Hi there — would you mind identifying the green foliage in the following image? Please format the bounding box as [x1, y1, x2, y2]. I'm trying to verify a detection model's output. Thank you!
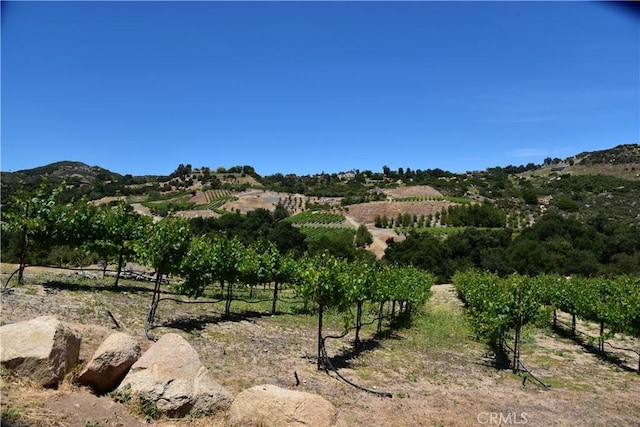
[108, 383, 132, 403]
[354, 224, 373, 248]
[4, 147, 640, 289]
[389, 265, 434, 309]
[135, 216, 192, 276]
[82, 203, 149, 271]
[188, 210, 308, 256]
[296, 254, 347, 310]
[304, 227, 357, 260]
[388, 212, 639, 280]
[138, 396, 162, 422]
[440, 201, 506, 228]
[555, 196, 580, 212]
[294, 254, 433, 323]
[178, 236, 218, 297]
[393, 195, 472, 204]
[203, 191, 237, 211]
[273, 203, 290, 221]
[1, 180, 69, 278]
[144, 201, 197, 217]
[456, 271, 640, 354]
[453, 271, 546, 348]
[285, 211, 345, 225]
[385, 232, 448, 282]
[1, 180, 65, 245]
[522, 188, 538, 205]
[537, 275, 640, 337]
[1, 406, 27, 427]
[445, 227, 513, 276]
[577, 143, 640, 165]
[508, 213, 604, 276]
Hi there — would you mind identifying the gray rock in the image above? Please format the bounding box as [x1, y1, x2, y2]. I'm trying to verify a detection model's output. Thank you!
[116, 333, 232, 417]
[78, 331, 141, 394]
[0, 316, 81, 387]
[227, 384, 338, 427]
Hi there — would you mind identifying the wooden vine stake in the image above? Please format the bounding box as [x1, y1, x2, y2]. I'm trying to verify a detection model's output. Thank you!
[317, 295, 324, 370]
[18, 203, 29, 285]
[512, 287, 522, 375]
[599, 321, 605, 354]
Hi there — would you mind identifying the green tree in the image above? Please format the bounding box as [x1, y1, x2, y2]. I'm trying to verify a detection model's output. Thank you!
[384, 233, 447, 282]
[307, 230, 357, 260]
[555, 196, 579, 212]
[354, 224, 373, 248]
[266, 221, 308, 256]
[522, 188, 538, 205]
[273, 203, 289, 222]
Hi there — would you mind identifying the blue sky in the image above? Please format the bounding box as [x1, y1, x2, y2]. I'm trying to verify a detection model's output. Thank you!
[2, 1, 638, 177]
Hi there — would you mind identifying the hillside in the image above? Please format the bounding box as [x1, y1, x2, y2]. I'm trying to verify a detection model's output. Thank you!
[0, 161, 122, 189]
[2, 144, 639, 257]
[523, 144, 640, 181]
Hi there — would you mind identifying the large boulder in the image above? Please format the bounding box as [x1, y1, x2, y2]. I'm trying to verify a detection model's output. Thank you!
[116, 333, 232, 417]
[78, 331, 141, 394]
[0, 316, 81, 387]
[227, 384, 339, 427]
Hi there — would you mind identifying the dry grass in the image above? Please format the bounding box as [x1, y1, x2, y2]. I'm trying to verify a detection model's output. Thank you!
[1, 267, 639, 426]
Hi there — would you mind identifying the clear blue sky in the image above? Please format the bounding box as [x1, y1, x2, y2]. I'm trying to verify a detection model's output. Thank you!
[2, 1, 638, 177]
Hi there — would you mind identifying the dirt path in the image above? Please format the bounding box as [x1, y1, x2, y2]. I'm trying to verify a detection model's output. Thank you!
[1, 268, 639, 427]
[343, 213, 401, 259]
[429, 283, 463, 307]
[131, 203, 162, 223]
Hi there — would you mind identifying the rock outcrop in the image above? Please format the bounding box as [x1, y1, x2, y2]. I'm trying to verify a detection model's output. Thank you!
[78, 331, 141, 394]
[0, 316, 81, 387]
[227, 384, 339, 427]
[116, 333, 232, 417]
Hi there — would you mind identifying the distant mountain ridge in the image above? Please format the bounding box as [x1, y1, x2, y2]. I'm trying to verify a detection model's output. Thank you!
[574, 144, 640, 165]
[2, 143, 639, 242]
[2, 143, 639, 180]
[2, 161, 123, 184]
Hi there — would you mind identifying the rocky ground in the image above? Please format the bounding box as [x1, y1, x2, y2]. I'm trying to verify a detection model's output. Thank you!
[1, 265, 639, 427]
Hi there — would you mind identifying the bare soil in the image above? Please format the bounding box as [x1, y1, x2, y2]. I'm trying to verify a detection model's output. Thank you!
[222, 190, 293, 214]
[347, 201, 455, 224]
[104, 184, 451, 261]
[381, 185, 443, 199]
[1, 266, 638, 427]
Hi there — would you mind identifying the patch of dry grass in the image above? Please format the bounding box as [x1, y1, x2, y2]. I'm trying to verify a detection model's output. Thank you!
[2, 268, 639, 426]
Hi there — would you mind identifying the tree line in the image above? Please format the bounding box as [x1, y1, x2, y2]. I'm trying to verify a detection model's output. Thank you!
[4, 181, 639, 288]
[385, 213, 640, 282]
